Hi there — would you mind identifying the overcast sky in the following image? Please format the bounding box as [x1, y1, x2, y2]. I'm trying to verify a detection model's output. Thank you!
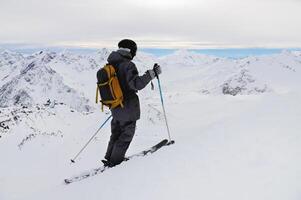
[1, 0, 301, 48]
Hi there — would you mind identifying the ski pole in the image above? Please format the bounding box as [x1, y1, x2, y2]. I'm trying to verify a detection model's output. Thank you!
[155, 64, 173, 143]
[70, 115, 112, 163]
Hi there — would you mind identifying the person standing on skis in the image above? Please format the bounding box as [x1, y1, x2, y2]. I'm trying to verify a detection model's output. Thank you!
[102, 39, 162, 167]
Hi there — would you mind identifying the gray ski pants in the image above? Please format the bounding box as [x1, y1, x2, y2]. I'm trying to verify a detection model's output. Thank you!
[105, 119, 136, 166]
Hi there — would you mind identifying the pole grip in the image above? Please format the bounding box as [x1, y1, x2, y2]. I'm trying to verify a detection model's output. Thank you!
[154, 63, 159, 78]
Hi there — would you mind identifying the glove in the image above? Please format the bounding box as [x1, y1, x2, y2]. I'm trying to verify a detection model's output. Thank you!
[147, 64, 162, 80]
[153, 63, 162, 76]
[147, 69, 156, 80]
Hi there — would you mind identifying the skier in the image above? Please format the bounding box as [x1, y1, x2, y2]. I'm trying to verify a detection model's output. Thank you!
[102, 39, 162, 167]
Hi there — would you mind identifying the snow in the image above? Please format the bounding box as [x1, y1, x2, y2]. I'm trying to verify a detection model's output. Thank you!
[0, 49, 301, 200]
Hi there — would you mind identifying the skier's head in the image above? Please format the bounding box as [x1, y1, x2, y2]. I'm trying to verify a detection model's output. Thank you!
[118, 39, 137, 59]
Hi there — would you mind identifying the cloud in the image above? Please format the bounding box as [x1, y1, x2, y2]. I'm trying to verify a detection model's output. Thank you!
[0, 0, 300, 48]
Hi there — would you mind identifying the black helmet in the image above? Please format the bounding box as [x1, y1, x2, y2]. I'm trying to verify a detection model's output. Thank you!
[118, 39, 137, 58]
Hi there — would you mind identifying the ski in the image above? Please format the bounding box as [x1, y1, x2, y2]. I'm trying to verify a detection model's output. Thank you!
[64, 139, 173, 185]
[125, 139, 169, 160]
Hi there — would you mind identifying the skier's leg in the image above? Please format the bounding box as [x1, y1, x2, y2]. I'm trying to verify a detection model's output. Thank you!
[109, 120, 136, 166]
[104, 119, 121, 161]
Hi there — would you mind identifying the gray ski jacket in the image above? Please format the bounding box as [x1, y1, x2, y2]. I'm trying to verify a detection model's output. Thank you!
[107, 49, 152, 121]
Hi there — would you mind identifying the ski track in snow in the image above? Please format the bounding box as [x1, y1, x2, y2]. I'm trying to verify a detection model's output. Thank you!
[0, 49, 301, 200]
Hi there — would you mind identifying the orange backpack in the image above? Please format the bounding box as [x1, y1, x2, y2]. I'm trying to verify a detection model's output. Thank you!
[95, 64, 124, 111]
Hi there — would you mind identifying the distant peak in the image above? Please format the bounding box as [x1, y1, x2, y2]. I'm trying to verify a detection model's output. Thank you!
[96, 48, 111, 54]
[281, 49, 292, 55]
[174, 49, 191, 55]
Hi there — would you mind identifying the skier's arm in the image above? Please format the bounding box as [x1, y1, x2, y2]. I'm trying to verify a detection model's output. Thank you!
[126, 63, 152, 91]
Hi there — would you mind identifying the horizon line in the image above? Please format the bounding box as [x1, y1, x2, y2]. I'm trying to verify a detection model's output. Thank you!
[1, 41, 301, 50]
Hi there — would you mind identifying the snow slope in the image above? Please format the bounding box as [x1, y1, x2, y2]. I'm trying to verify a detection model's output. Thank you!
[0, 49, 301, 200]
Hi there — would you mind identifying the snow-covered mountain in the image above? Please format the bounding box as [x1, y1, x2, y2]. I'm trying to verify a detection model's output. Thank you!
[2, 49, 300, 110]
[159, 49, 301, 96]
[0, 50, 26, 86]
[0, 51, 94, 112]
[0, 61, 92, 111]
[0, 50, 24, 67]
[1, 48, 300, 134]
[1, 49, 301, 200]
[159, 49, 219, 67]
